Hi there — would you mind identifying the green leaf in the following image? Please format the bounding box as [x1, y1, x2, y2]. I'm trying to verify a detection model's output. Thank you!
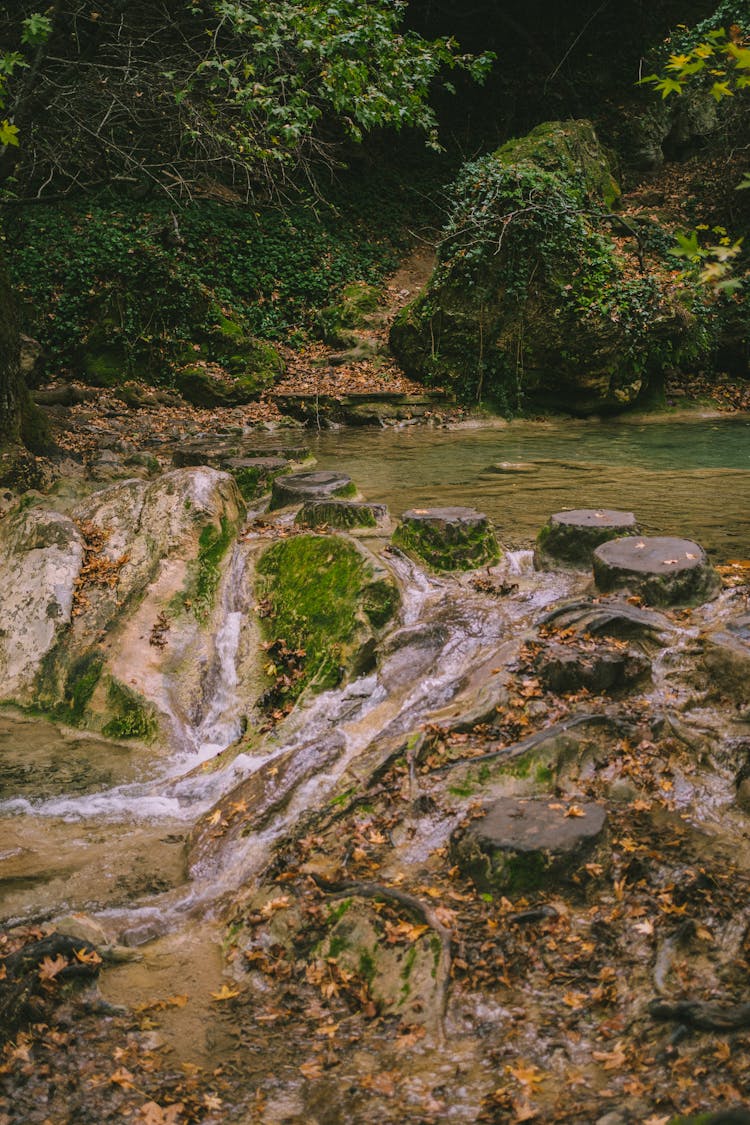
[0, 119, 19, 147]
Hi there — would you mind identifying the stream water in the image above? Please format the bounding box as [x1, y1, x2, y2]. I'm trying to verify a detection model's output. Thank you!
[312, 414, 750, 559]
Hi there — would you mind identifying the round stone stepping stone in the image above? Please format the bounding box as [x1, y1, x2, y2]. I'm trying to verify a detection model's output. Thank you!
[295, 499, 388, 530]
[451, 797, 607, 894]
[593, 536, 722, 606]
[535, 508, 638, 570]
[269, 470, 355, 510]
[392, 506, 500, 571]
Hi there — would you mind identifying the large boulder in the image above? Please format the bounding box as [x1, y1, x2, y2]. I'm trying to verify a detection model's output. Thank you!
[390, 120, 706, 415]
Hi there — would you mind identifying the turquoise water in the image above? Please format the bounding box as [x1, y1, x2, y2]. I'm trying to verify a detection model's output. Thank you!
[312, 415, 750, 560]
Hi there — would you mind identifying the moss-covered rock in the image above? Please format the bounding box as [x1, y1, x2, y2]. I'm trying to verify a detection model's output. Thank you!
[392, 507, 500, 571]
[451, 797, 608, 895]
[534, 509, 639, 570]
[390, 119, 711, 415]
[295, 499, 387, 530]
[175, 337, 283, 406]
[255, 534, 399, 704]
[315, 281, 381, 346]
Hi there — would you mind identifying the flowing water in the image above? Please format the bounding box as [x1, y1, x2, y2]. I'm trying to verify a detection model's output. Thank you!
[311, 414, 750, 559]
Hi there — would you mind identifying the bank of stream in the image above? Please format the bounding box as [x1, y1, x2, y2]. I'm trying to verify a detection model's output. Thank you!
[1, 415, 750, 1124]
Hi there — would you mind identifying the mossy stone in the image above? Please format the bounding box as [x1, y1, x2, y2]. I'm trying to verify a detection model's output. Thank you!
[392, 507, 500, 571]
[269, 471, 356, 510]
[295, 499, 387, 530]
[255, 534, 398, 703]
[451, 797, 607, 894]
[534, 509, 639, 570]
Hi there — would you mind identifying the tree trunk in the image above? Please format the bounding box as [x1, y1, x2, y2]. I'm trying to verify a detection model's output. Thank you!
[0, 254, 22, 448]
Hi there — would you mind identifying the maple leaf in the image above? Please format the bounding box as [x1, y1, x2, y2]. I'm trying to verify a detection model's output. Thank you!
[110, 1066, 136, 1088]
[633, 919, 654, 936]
[564, 805, 585, 818]
[74, 946, 102, 966]
[38, 954, 69, 982]
[299, 1059, 324, 1080]
[139, 1102, 185, 1124]
[593, 1042, 627, 1070]
[508, 1062, 543, 1087]
[210, 983, 240, 1002]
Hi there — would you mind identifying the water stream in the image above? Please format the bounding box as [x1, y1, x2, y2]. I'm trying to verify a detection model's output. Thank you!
[311, 414, 750, 559]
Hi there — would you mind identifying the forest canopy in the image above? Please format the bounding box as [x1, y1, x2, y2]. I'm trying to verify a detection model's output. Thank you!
[0, 1, 492, 200]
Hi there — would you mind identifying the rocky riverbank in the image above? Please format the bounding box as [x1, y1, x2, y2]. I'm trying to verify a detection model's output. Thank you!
[1, 450, 750, 1123]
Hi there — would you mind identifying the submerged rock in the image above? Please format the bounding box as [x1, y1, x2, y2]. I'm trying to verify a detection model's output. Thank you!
[535, 509, 639, 570]
[269, 470, 355, 510]
[392, 506, 500, 571]
[593, 536, 722, 606]
[451, 797, 607, 894]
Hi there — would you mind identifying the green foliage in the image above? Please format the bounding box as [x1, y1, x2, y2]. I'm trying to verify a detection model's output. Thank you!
[6, 168, 424, 379]
[640, 25, 750, 101]
[0, 1, 492, 197]
[173, 0, 492, 162]
[392, 122, 718, 410]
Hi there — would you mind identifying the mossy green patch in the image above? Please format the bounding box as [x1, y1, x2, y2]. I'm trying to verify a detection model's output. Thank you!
[256, 534, 397, 704]
[175, 517, 235, 622]
[102, 678, 157, 741]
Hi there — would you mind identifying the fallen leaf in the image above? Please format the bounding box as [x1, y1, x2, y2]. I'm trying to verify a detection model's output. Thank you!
[210, 983, 240, 1002]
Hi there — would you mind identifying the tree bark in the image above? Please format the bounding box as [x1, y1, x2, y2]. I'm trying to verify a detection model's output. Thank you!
[0, 253, 22, 448]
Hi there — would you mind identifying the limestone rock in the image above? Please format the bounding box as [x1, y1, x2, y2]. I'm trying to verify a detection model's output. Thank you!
[0, 509, 84, 700]
[535, 509, 638, 570]
[392, 506, 500, 571]
[269, 470, 355, 510]
[452, 797, 607, 894]
[534, 640, 649, 695]
[592, 536, 721, 606]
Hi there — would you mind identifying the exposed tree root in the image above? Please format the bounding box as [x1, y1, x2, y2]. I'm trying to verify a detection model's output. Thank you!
[309, 874, 452, 1045]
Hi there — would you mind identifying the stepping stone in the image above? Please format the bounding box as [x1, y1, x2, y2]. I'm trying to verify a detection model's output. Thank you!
[172, 439, 240, 467]
[592, 536, 722, 606]
[535, 508, 638, 570]
[484, 461, 539, 474]
[451, 797, 607, 894]
[223, 456, 290, 501]
[295, 499, 388, 530]
[269, 470, 355, 510]
[392, 506, 500, 571]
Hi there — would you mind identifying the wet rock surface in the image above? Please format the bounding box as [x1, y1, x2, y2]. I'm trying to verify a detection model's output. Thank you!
[3, 445, 750, 1123]
[535, 508, 638, 569]
[392, 505, 500, 570]
[593, 535, 722, 605]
